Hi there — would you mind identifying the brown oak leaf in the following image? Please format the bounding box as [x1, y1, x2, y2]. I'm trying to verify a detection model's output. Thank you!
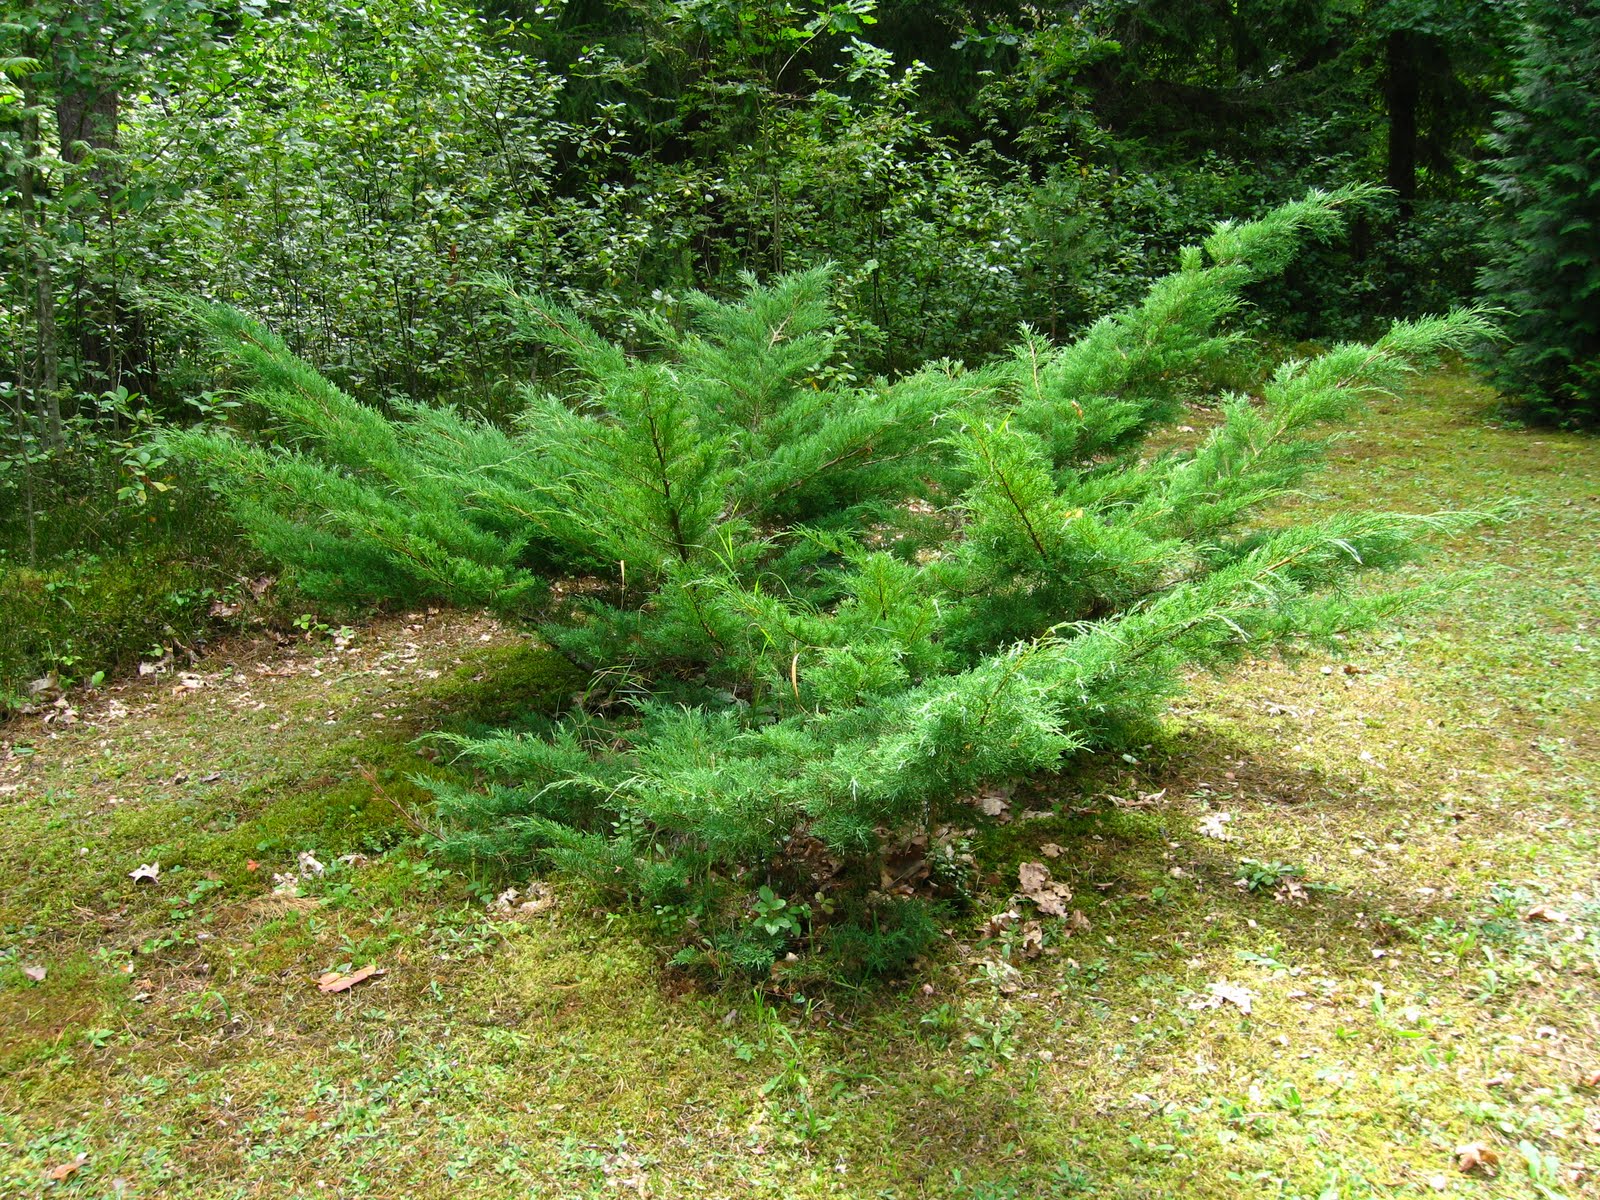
[316, 965, 384, 994]
[1018, 861, 1073, 917]
[1523, 904, 1568, 923]
[1455, 1142, 1499, 1175]
[46, 1154, 88, 1182]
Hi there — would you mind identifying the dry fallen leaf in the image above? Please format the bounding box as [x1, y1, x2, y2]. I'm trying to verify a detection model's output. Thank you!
[44, 699, 79, 725]
[1190, 980, 1254, 1014]
[1017, 920, 1044, 960]
[517, 882, 556, 916]
[1582, 1068, 1600, 1088]
[1040, 842, 1064, 859]
[22, 965, 46, 982]
[879, 833, 930, 893]
[1198, 812, 1233, 840]
[489, 881, 556, 919]
[1274, 879, 1309, 905]
[317, 964, 384, 994]
[128, 862, 160, 883]
[984, 957, 1022, 995]
[46, 1154, 88, 1181]
[973, 787, 1011, 821]
[1523, 904, 1568, 923]
[1456, 1141, 1499, 1175]
[982, 907, 1022, 938]
[1018, 861, 1073, 917]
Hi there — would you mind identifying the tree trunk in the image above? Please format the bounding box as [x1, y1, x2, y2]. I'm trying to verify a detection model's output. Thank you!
[1384, 27, 1418, 221]
[1228, 1, 1264, 78]
[55, 81, 119, 172]
[54, 0, 127, 391]
[8, 398, 41, 567]
[18, 79, 64, 450]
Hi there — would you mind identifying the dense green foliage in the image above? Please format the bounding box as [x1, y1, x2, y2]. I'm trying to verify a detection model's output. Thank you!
[171, 189, 1493, 975]
[0, 536, 244, 707]
[3, 0, 1542, 700]
[5, 0, 1520, 409]
[1477, 0, 1600, 426]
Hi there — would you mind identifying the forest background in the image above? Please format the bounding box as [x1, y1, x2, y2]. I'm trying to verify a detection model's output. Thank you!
[0, 0, 1582, 701]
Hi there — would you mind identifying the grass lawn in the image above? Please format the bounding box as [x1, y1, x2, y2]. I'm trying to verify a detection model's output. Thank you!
[2, 367, 1597, 1199]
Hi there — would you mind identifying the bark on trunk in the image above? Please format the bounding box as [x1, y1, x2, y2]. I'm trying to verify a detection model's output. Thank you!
[55, 82, 119, 171]
[18, 80, 63, 450]
[56, 0, 130, 389]
[1385, 28, 1419, 222]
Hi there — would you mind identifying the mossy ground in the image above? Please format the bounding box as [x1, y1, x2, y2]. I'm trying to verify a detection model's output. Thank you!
[2, 369, 1597, 1199]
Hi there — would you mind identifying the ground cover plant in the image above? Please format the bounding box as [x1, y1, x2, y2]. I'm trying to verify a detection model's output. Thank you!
[2, 367, 1596, 1198]
[166, 187, 1498, 978]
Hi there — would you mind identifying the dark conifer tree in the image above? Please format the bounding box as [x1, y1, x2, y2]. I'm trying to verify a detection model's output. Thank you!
[1478, 0, 1600, 425]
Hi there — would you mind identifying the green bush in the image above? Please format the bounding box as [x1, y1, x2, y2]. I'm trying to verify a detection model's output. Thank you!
[0, 452, 264, 709]
[170, 188, 1495, 977]
[816, 895, 947, 982]
[1, 549, 224, 706]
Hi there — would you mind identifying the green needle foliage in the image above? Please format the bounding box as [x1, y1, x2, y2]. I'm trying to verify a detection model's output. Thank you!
[170, 187, 1495, 979]
[1477, 0, 1600, 426]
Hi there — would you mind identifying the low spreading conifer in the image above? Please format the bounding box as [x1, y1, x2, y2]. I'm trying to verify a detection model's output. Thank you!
[169, 187, 1494, 977]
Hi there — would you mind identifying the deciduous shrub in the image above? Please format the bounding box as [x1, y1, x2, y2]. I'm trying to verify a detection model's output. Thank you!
[0, 453, 261, 710]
